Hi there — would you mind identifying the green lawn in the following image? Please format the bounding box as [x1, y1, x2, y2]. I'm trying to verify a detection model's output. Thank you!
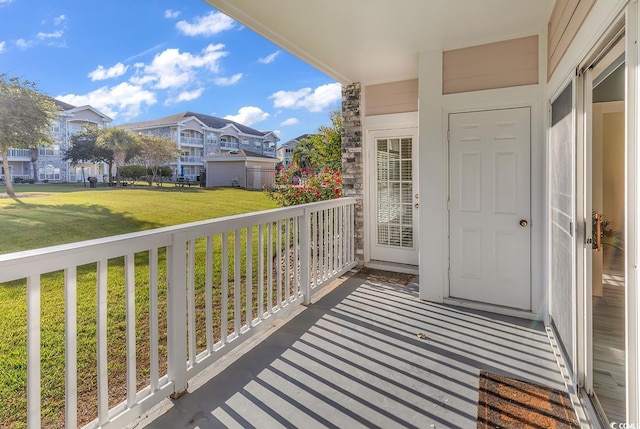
[0, 183, 278, 255]
[0, 183, 280, 428]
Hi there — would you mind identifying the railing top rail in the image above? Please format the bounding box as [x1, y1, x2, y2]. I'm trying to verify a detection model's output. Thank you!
[0, 197, 356, 283]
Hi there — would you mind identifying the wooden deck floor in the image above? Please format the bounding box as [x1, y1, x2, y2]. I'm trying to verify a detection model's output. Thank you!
[137, 274, 571, 429]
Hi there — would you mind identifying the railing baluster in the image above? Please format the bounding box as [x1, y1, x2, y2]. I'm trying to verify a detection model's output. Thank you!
[234, 229, 241, 335]
[258, 224, 264, 320]
[313, 211, 318, 288]
[285, 218, 290, 302]
[300, 210, 311, 305]
[27, 275, 40, 429]
[125, 254, 136, 408]
[293, 216, 299, 297]
[337, 206, 343, 270]
[65, 266, 77, 429]
[267, 223, 273, 315]
[149, 249, 159, 393]
[205, 237, 213, 353]
[246, 226, 253, 328]
[221, 233, 229, 344]
[96, 261, 109, 424]
[277, 220, 282, 308]
[187, 240, 196, 366]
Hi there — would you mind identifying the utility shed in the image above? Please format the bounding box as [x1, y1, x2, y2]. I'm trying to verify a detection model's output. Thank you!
[204, 149, 278, 190]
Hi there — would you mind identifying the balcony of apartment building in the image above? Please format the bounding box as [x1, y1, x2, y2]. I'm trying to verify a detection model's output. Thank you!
[179, 155, 203, 165]
[0, 197, 574, 429]
[1, 149, 33, 161]
[177, 131, 205, 148]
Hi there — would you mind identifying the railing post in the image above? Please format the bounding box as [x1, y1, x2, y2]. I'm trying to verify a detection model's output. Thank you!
[300, 208, 312, 305]
[167, 232, 188, 398]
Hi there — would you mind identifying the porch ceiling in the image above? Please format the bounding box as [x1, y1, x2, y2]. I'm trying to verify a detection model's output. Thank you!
[205, 0, 555, 85]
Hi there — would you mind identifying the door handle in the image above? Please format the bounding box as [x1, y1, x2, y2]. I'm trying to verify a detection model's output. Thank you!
[519, 219, 528, 227]
[414, 203, 419, 208]
[595, 213, 602, 252]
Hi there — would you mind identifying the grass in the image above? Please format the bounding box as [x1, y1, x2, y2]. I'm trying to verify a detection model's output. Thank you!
[0, 183, 281, 428]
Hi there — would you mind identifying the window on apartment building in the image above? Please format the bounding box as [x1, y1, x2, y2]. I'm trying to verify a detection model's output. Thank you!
[49, 122, 61, 134]
[38, 166, 60, 181]
[39, 145, 60, 156]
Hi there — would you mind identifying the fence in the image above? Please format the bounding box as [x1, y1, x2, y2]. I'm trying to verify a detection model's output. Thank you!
[0, 198, 356, 429]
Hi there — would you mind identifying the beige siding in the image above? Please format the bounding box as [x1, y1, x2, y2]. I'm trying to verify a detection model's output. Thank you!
[70, 109, 105, 124]
[364, 79, 418, 116]
[442, 35, 539, 94]
[206, 161, 245, 188]
[547, 0, 596, 80]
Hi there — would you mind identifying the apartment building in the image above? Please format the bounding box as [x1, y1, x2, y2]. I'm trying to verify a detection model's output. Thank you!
[119, 111, 279, 181]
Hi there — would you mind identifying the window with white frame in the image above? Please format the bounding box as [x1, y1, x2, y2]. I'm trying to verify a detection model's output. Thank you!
[38, 165, 61, 181]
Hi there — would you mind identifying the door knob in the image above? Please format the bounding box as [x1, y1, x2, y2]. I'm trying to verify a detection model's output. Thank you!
[519, 219, 528, 227]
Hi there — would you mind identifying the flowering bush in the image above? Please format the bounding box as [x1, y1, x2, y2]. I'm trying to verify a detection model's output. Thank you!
[266, 163, 342, 206]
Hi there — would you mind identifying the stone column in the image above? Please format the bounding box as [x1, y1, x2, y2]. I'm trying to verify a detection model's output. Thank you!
[341, 83, 364, 264]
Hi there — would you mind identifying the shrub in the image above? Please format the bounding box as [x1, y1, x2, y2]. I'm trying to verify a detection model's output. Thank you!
[265, 163, 342, 207]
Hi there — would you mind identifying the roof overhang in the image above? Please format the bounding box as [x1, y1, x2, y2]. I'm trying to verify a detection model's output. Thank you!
[206, 0, 554, 85]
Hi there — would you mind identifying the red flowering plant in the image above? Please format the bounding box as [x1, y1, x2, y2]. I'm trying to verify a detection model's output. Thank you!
[266, 164, 342, 207]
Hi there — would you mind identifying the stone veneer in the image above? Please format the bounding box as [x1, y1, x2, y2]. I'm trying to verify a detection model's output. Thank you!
[341, 83, 364, 263]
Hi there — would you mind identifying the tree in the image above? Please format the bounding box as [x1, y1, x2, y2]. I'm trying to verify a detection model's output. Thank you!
[63, 128, 116, 181]
[293, 110, 342, 172]
[0, 74, 59, 197]
[119, 165, 147, 184]
[96, 127, 140, 185]
[135, 134, 181, 186]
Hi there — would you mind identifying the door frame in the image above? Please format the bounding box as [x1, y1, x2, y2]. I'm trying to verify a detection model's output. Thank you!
[572, 9, 639, 423]
[363, 111, 419, 266]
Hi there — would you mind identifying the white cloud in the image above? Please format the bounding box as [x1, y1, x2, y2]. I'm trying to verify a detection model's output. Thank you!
[258, 51, 280, 64]
[133, 44, 227, 89]
[269, 82, 341, 112]
[37, 30, 63, 39]
[176, 11, 234, 36]
[214, 73, 243, 86]
[224, 106, 269, 127]
[0, 41, 5, 53]
[164, 9, 180, 19]
[54, 15, 66, 26]
[57, 82, 157, 120]
[88, 63, 129, 81]
[165, 88, 204, 105]
[15, 38, 32, 49]
[280, 117, 299, 127]
[0, 0, 13, 5]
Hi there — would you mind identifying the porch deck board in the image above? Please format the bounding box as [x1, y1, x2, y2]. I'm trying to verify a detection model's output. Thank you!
[141, 275, 567, 429]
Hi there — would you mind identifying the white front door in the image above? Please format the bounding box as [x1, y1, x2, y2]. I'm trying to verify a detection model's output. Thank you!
[369, 128, 419, 265]
[449, 108, 531, 310]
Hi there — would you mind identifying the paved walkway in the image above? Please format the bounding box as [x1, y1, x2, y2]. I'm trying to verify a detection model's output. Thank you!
[139, 275, 568, 429]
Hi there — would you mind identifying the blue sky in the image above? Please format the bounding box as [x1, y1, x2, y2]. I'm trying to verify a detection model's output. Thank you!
[0, 0, 341, 144]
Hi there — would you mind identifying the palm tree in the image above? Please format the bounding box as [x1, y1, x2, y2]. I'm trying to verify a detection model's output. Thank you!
[96, 128, 139, 185]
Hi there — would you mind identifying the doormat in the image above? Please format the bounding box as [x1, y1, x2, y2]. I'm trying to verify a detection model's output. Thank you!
[477, 371, 579, 428]
[353, 267, 415, 286]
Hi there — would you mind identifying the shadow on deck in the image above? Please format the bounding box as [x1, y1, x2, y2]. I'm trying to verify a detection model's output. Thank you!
[137, 275, 566, 428]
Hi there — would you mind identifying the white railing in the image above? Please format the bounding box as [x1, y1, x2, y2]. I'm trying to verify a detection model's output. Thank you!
[8, 149, 33, 159]
[179, 137, 204, 146]
[180, 156, 202, 164]
[220, 141, 240, 150]
[0, 198, 356, 429]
